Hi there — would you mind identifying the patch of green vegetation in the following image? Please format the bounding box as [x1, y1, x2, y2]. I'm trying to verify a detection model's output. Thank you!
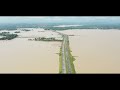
[14, 31, 20, 33]
[67, 37, 76, 73]
[59, 35, 76, 74]
[0, 32, 10, 35]
[68, 46, 76, 73]
[28, 39, 33, 41]
[55, 53, 59, 55]
[22, 29, 30, 31]
[59, 45, 62, 73]
[34, 37, 63, 42]
[0, 32, 18, 40]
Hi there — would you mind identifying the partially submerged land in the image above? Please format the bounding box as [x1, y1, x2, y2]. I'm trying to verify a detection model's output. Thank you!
[0, 28, 76, 73]
[29, 37, 63, 42]
[59, 29, 120, 73]
[0, 32, 18, 40]
[59, 33, 76, 73]
[27, 29, 76, 73]
[1, 26, 120, 73]
[0, 28, 61, 73]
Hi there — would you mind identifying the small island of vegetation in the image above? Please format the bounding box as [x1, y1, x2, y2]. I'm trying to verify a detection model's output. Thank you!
[22, 29, 31, 31]
[0, 32, 18, 40]
[14, 31, 20, 33]
[28, 37, 63, 42]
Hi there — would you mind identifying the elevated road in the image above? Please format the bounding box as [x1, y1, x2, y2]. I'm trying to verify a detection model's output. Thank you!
[57, 32, 76, 74]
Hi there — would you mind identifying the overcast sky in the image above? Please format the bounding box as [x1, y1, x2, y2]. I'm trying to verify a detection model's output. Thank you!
[0, 16, 120, 23]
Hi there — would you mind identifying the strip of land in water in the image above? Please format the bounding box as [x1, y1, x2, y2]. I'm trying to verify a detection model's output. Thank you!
[56, 31, 76, 74]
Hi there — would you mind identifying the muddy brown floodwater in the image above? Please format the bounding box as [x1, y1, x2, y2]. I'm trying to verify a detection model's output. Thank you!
[0, 29, 61, 73]
[60, 29, 120, 73]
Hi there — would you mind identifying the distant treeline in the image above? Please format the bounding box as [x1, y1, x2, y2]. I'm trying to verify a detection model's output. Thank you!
[0, 23, 120, 30]
[43, 24, 120, 30]
[28, 37, 63, 42]
[0, 23, 44, 30]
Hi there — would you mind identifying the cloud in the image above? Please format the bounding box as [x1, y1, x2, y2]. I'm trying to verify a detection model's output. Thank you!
[0, 16, 120, 23]
[52, 17, 62, 20]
